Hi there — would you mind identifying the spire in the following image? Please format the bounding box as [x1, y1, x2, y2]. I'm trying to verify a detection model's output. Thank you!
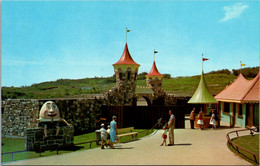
[113, 43, 140, 66]
[146, 61, 163, 77]
[188, 71, 218, 104]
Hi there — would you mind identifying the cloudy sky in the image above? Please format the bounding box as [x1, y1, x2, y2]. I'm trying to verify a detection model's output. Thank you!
[1, 0, 259, 87]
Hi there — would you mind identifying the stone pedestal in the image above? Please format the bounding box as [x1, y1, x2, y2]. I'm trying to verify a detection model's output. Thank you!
[26, 126, 74, 152]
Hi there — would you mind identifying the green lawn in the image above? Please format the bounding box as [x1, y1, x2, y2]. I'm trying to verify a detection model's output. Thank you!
[227, 134, 259, 165]
[1, 129, 154, 163]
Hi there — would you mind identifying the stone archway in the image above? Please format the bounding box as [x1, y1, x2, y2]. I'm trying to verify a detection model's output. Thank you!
[136, 96, 152, 106]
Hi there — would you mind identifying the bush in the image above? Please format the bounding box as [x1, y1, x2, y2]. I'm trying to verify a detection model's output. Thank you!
[207, 69, 231, 75]
[232, 66, 259, 78]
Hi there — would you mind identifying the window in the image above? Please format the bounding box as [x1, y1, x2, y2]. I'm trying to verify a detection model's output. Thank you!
[127, 71, 131, 80]
[238, 104, 243, 117]
[233, 103, 237, 114]
[134, 73, 137, 80]
[119, 73, 123, 80]
[223, 102, 230, 113]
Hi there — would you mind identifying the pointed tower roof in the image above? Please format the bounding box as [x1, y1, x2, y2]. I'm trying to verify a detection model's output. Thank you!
[188, 71, 218, 104]
[146, 61, 164, 77]
[113, 43, 140, 66]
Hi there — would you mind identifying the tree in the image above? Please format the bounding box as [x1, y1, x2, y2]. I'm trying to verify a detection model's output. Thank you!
[163, 74, 171, 79]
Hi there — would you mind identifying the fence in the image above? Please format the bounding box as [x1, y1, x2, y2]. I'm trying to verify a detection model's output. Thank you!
[226, 127, 259, 163]
[101, 105, 186, 129]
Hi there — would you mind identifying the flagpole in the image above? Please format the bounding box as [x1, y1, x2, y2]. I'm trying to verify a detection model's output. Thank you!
[240, 61, 241, 73]
[202, 54, 204, 72]
[154, 49, 155, 61]
[126, 27, 127, 43]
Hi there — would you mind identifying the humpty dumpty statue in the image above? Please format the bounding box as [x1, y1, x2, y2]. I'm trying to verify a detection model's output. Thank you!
[34, 101, 71, 138]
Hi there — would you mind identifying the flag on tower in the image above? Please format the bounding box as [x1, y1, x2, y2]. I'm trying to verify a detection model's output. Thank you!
[154, 50, 158, 54]
[126, 29, 131, 32]
[241, 63, 246, 67]
[203, 58, 209, 61]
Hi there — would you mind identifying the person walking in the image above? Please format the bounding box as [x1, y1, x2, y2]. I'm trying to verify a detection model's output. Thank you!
[109, 116, 117, 149]
[210, 110, 217, 129]
[167, 110, 175, 146]
[189, 108, 196, 129]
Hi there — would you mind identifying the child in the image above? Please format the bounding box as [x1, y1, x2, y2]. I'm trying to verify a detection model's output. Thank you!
[106, 125, 110, 146]
[100, 124, 107, 149]
[160, 124, 168, 146]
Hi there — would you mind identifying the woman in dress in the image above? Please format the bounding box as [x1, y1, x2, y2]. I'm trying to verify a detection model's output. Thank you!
[210, 110, 217, 129]
[197, 110, 204, 130]
[109, 116, 117, 149]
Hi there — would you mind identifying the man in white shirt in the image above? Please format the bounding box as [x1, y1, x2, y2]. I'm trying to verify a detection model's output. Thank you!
[168, 110, 175, 146]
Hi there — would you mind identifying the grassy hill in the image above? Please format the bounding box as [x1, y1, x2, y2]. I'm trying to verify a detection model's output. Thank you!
[1, 73, 239, 99]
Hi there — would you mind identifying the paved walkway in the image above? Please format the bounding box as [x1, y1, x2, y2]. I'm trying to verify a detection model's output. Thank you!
[4, 121, 252, 165]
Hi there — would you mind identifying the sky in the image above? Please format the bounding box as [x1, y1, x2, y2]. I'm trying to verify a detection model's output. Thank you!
[1, 0, 259, 87]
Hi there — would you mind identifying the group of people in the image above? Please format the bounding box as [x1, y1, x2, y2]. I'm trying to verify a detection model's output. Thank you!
[100, 108, 217, 149]
[160, 108, 218, 146]
[189, 108, 217, 130]
[100, 115, 117, 149]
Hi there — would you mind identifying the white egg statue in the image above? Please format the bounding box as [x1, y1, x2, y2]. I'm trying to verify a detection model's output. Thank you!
[34, 101, 71, 137]
[39, 101, 60, 121]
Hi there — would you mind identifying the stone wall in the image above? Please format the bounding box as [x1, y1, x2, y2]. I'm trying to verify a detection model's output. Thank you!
[1, 99, 39, 137]
[105, 67, 139, 106]
[26, 127, 74, 151]
[1, 96, 186, 137]
[1, 98, 105, 137]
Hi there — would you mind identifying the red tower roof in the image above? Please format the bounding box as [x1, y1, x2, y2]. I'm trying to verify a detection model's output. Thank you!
[113, 43, 140, 66]
[146, 61, 163, 76]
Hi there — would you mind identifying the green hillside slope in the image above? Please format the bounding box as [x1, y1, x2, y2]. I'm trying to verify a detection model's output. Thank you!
[1, 73, 238, 99]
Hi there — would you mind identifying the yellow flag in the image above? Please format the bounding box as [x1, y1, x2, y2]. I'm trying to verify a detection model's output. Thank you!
[126, 29, 131, 32]
[241, 63, 246, 67]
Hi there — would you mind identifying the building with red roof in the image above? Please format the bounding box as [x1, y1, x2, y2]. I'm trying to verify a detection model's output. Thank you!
[215, 73, 259, 128]
[105, 43, 140, 106]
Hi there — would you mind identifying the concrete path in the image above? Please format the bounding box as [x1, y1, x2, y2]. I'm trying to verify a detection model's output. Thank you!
[4, 121, 252, 165]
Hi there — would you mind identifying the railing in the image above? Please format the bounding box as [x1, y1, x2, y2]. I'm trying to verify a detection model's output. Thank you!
[2, 150, 28, 161]
[146, 118, 162, 134]
[226, 127, 259, 163]
[2, 128, 154, 162]
[74, 140, 97, 148]
[2, 140, 98, 161]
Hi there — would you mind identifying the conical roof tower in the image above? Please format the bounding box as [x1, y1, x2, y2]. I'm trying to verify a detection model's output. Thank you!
[188, 71, 218, 103]
[145, 58, 164, 97]
[146, 61, 164, 78]
[112, 42, 140, 106]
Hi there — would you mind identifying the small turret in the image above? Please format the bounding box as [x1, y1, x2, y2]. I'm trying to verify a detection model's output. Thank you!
[112, 43, 140, 105]
[145, 60, 164, 95]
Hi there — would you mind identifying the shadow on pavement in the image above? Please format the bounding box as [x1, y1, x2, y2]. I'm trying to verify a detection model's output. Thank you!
[174, 143, 192, 146]
[114, 144, 134, 149]
[114, 147, 134, 149]
[59, 145, 84, 151]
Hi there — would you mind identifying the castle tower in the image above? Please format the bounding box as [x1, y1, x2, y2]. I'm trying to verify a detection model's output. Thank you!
[112, 43, 140, 105]
[145, 60, 164, 96]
